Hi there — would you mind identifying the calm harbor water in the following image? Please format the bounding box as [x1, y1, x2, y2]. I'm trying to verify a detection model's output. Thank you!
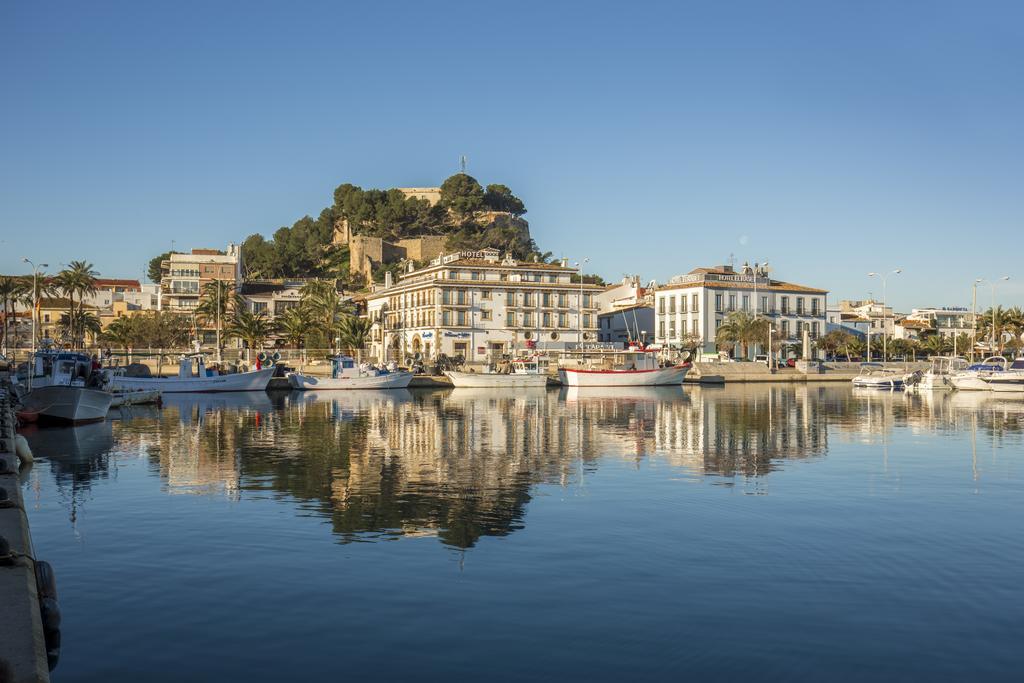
[19, 385, 1024, 681]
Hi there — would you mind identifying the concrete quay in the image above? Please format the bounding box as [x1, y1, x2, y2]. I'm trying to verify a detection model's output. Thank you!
[0, 383, 52, 683]
[685, 361, 931, 384]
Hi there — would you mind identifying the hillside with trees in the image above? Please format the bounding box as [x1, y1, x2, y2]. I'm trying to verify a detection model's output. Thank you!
[237, 173, 545, 286]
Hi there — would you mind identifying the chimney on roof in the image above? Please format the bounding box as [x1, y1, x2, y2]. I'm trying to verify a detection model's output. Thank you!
[384, 271, 393, 289]
[560, 258, 569, 268]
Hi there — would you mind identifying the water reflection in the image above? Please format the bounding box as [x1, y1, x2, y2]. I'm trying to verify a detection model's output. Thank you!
[26, 384, 1024, 548]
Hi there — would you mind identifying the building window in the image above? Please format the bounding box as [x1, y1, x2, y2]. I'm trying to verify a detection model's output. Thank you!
[680, 296, 687, 314]
[583, 313, 592, 328]
[523, 292, 534, 307]
[542, 292, 551, 307]
[692, 294, 699, 313]
[797, 297, 805, 315]
[782, 320, 789, 337]
[457, 290, 468, 305]
[812, 322, 820, 338]
[559, 312, 568, 328]
[728, 294, 736, 311]
[658, 297, 665, 314]
[442, 290, 451, 305]
[252, 301, 268, 314]
[715, 294, 723, 312]
[471, 271, 480, 280]
[542, 312, 551, 327]
[659, 320, 666, 338]
[761, 296, 768, 313]
[481, 289, 491, 300]
[681, 319, 688, 335]
[481, 309, 492, 321]
[506, 311, 515, 326]
[811, 298, 820, 316]
[583, 293, 592, 308]
[442, 311, 452, 326]
[524, 312, 533, 327]
[669, 296, 676, 314]
[742, 295, 749, 311]
[796, 321, 803, 336]
[558, 293, 567, 308]
[457, 311, 467, 326]
[668, 321, 676, 338]
[781, 297, 789, 315]
[506, 291, 515, 306]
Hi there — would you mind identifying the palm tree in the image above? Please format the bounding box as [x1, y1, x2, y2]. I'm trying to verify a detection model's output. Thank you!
[887, 338, 913, 360]
[0, 275, 28, 355]
[59, 309, 102, 346]
[920, 334, 951, 357]
[715, 310, 768, 359]
[277, 306, 310, 348]
[54, 261, 99, 348]
[976, 306, 1024, 355]
[196, 280, 238, 358]
[335, 315, 372, 357]
[300, 280, 348, 349]
[138, 311, 190, 377]
[102, 316, 141, 362]
[228, 309, 276, 361]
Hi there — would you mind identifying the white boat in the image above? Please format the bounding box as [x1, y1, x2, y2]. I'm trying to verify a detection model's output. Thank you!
[950, 356, 1009, 391]
[558, 346, 689, 387]
[287, 355, 413, 390]
[446, 356, 550, 388]
[980, 358, 1024, 393]
[109, 389, 163, 408]
[17, 351, 112, 424]
[108, 354, 275, 393]
[851, 363, 905, 390]
[906, 357, 969, 391]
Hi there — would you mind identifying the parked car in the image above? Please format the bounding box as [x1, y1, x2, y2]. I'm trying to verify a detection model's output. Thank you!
[754, 354, 769, 366]
[786, 358, 797, 368]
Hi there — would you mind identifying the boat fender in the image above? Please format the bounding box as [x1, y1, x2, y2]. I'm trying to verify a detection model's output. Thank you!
[35, 560, 61, 671]
[272, 351, 282, 362]
[14, 434, 33, 465]
[257, 351, 269, 363]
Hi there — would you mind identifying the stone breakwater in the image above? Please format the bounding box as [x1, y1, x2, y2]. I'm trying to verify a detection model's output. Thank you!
[0, 382, 52, 683]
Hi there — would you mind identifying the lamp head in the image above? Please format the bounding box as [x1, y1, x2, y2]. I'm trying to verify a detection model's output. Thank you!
[868, 272, 878, 277]
[41, 264, 48, 269]
[893, 269, 902, 274]
[1001, 276, 1010, 281]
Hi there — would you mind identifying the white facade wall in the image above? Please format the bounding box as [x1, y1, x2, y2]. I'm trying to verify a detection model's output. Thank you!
[365, 252, 602, 362]
[654, 273, 828, 358]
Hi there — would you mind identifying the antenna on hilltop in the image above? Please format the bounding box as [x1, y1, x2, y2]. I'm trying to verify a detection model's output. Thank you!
[728, 253, 736, 269]
[460, 155, 468, 174]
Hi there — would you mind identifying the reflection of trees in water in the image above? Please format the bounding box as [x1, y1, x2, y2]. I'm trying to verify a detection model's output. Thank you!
[73, 384, 1024, 549]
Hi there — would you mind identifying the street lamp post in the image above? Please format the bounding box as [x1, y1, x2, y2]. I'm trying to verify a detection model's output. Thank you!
[22, 257, 49, 389]
[976, 276, 1010, 354]
[868, 269, 901, 363]
[575, 258, 589, 346]
[753, 260, 768, 361]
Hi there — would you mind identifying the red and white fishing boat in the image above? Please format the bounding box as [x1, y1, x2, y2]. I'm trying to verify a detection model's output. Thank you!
[557, 344, 689, 387]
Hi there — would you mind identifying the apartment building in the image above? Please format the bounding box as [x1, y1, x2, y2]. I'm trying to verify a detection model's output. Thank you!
[364, 249, 603, 362]
[160, 244, 242, 311]
[654, 263, 828, 358]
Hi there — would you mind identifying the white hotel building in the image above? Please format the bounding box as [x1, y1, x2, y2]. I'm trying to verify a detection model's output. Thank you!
[653, 263, 828, 358]
[364, 249, 603, 362]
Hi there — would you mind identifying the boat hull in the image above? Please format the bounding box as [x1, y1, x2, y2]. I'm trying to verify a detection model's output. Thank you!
[109, 368, 275, 393]
[951, 374, 994, 391]
[20, 385, 112, 424]
[985, 374, 1024, 393]
[851, 377, 905, 389]
[445, 371, 548, 388]
[558, 365, 688, 387]
[287, 371, 414, 390]
[110, 389, 163, 408]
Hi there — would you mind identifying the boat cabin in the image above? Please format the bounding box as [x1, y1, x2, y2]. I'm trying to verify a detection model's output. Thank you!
[25, 351, 95, 387]
[178, 354, 221, 378]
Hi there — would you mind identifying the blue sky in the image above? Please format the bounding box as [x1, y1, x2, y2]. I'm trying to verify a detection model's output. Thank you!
[2, 0, 1022, 310]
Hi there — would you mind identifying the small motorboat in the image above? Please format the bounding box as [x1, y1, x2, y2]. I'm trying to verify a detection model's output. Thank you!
[906, 357, 969, 391]
[557, 345, 689, 387]
[287, 355, 414, 390]
[16, 350, 112, 424]
[950, 356, 1009, 391]
[851, 363, 905, 390]
[980, 357, 1024, 393]
[108, 354, 275, 393]
[447, 355, 550, 388]
[109, 388, 163, 408]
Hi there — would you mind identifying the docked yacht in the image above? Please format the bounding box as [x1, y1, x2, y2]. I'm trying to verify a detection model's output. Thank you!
[109, 354, 275, 393]
[557, 346, 689, 387]
[949, 356, 1009, 391]
[17, 351, 112, 424]
[851, 363, 905, 390]
[980, 358, 1024, 393]
[906, 357, 969, 391]
[447, 356, 550, 388]
[287, 355, 413, 390]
